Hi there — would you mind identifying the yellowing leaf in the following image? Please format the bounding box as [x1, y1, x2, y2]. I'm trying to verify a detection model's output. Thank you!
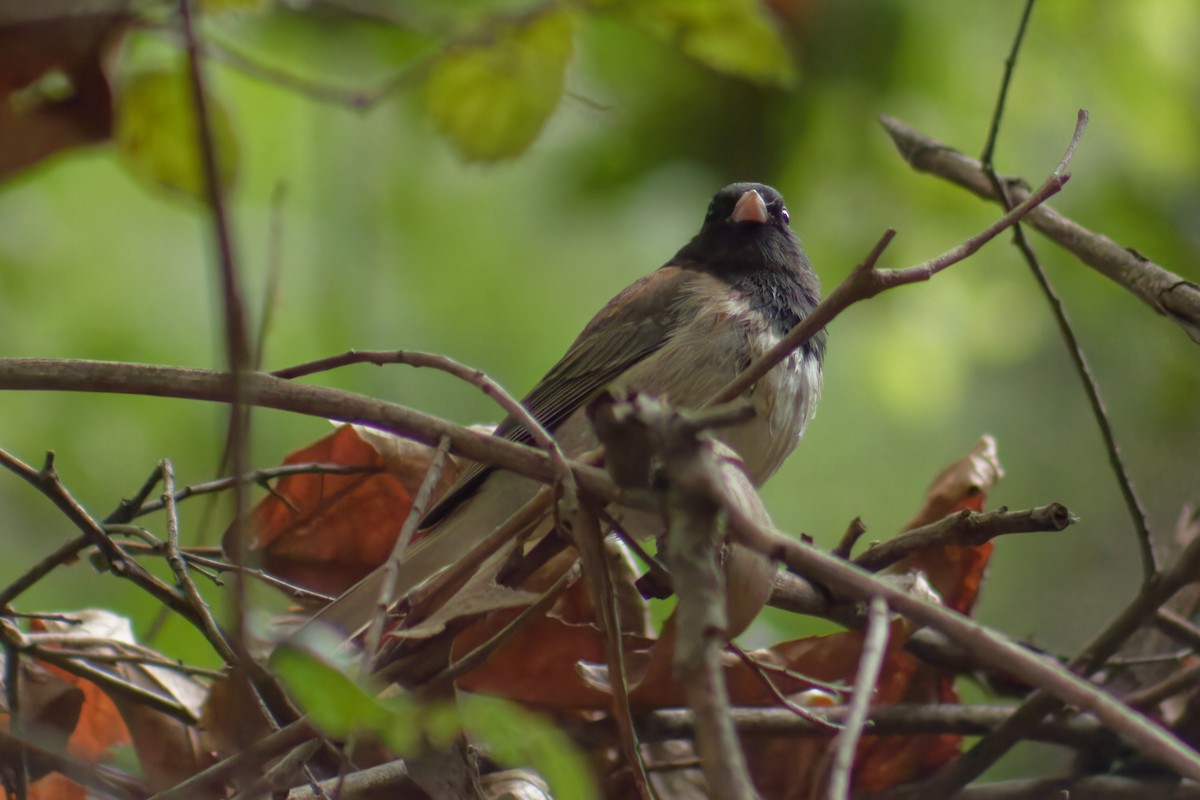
[425, 8, 575, 161]
[609, 0, 797, 87]
[116, 67, 238, 200]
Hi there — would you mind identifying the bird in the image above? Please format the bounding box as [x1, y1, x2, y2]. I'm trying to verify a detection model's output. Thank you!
[309, 182, 826, 641]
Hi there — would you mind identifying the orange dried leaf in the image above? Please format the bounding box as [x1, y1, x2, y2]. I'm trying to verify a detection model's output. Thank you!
[36, 662, 132, 764]
[231, 425, 418, 595]
[29, 611, 208, 792]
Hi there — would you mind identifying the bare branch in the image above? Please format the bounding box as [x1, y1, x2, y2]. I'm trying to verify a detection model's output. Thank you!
[160, 459, 238, 666]
[853, 503, 1075, 572]
[708, 113, 1076, 406]
[0, 360, 620, 506]
[881, 115, 1200, 343]
[825, 595, 889, 800]
[365, 436, 452, 669]
[719, 494, 1200, 782]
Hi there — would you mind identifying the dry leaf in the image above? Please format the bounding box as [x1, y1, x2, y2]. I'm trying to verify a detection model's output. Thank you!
[0, 4, 133, 182]
[30, 611, 208, 791]
[231, 424, 467, 596]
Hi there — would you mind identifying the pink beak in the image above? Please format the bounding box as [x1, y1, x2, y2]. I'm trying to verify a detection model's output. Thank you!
[730, 189, 769, 224]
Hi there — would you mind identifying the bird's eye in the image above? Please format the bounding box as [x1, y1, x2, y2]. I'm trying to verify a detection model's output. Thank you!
[777, 205, 790, 224]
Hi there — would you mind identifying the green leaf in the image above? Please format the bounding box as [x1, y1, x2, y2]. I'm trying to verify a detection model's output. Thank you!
[425, 7, 575, 161]
[460, 694, 597, 800]
[608, 0, 797, 87]
[270, 631, 420, 753]
[271, 635, 594, 796]
[115, 66, 239, 200]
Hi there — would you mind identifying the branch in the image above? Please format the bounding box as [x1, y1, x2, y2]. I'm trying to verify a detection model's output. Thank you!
[272, 349, 561, 454]
[982, 103, 1158, 578]
[825, 595, 889, 800]
[916, 518, 1200, 795]
[708, 111, 1081, 406]
[0, 449, 201, 623]
[0, 359, 620, 506]
[853, 503, 1075, 572]
[663, 447, 758, 798]
[881, 115, 1200, 343]
[179, 0, 255, 670]
[577, 704, 1110, 749]
[364, 436, 451, 668]
[160, 459, 239, 666]
[717, 494, 1200, 782]
[151, 718, 317, 800]
[593, 393, 759, 797]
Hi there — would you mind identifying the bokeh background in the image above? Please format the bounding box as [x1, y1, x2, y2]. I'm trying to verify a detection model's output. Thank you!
[1, 0, 1198, 777]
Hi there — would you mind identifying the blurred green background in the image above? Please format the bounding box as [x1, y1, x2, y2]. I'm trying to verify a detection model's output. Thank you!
[1, 0, 1198, 777]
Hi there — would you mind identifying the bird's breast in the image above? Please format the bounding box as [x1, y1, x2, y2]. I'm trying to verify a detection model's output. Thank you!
[605, 273, 822, 486]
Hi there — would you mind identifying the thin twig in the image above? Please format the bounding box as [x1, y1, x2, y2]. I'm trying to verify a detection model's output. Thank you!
[728, 650, 844, 729]
[831, 517, 867, 560]
[978, 0, 1151, 576]
[825, 596, 889, 800]
[0, 621, 197, 725]
[23, 643, 224, 680]
[273, 349, 562, 454]
[603, 704, 1107, 747]
[161, 459, 238, 665]
[150, 718, 317, 800]
[1155, 608, 1200, 651]
[565, 499, 655, 799]
[852, 503, 1074, 572]
[178, 0, 254, 666]
[201, 36, 412, 110]
[983, 130, 1157, 579]
[364, 435, 452, 670]
[881, 116, 1200, 342]
[717, 486, 1200, 783]
[179, 551, 334, 602]
[1125, 660, 1200, 711]
[0, 533, 91, 609]
[979, 0, 1036, 167]
[707, 111, 1081, 407]
[0, 448, 199, 621]
[729, 644, 851, 697]
[131, 462, 381, 518]
[107, 463, 166, 524]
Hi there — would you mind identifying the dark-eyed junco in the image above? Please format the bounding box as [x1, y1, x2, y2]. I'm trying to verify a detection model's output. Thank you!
[312, 182, 825, 637]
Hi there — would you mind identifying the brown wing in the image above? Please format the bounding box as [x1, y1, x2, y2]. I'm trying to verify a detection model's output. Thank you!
[421, 264, 703, 526]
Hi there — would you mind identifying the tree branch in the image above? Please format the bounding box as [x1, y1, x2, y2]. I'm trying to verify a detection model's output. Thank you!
[881, 114, 1200, 343]
[853, 503, 1075, 572]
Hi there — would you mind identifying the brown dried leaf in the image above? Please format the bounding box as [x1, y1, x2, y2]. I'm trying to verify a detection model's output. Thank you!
[31, 611, 208, 791]
[231, 424, 467, 596]
[0, 5, 134, 181]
